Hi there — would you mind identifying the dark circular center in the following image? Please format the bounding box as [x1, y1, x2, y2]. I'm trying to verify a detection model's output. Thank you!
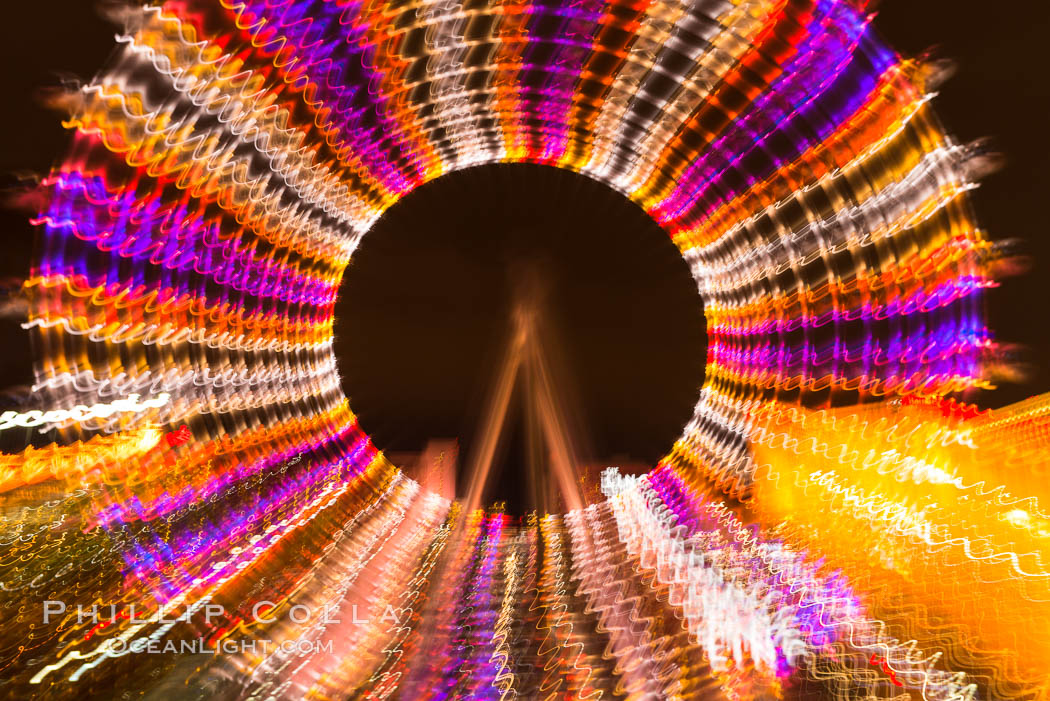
[335, 163, 706, 511]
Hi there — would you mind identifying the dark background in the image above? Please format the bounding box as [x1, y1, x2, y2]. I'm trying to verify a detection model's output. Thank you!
[875, 1, 1050, 408]
[0, 2, 1046, 506]
[0, 5, 117, 401]
[333, 164, 706, 509]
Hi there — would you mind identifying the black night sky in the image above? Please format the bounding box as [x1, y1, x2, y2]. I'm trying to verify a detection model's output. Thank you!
[333, 164, 706, 507]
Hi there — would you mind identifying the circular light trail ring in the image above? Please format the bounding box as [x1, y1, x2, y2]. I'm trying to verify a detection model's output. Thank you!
[7, 0, 1042, 699]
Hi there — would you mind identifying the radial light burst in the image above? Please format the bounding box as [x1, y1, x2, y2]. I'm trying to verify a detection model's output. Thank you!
[2, 0, 1045, 699]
